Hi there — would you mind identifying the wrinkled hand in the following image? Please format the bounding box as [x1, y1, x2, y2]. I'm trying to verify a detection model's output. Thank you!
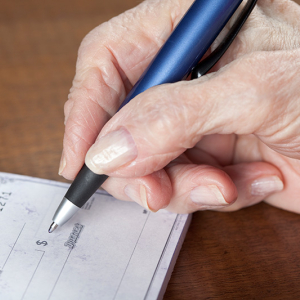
[59, 0, 300, 214]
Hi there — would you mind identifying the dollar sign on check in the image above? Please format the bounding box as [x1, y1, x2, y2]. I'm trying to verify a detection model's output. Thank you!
[36, 240, 48, 246]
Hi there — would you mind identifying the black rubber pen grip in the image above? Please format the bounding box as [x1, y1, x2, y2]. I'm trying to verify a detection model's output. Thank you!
[65, 164, 108, 208]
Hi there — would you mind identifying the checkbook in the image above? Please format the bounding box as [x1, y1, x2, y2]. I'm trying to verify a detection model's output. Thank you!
[0, 172, 191, 300]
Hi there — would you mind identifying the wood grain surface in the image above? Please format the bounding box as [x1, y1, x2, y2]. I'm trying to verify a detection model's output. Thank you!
[1, 1, 300, 299]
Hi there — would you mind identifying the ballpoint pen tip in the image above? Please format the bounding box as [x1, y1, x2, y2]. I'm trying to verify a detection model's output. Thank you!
[48, 222, 58, 233]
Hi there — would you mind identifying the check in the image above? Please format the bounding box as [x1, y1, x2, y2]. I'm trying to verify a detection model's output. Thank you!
[0, 173, 191, 300]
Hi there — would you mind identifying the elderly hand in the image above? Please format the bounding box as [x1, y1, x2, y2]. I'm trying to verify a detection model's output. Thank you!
[59, 0, 300, 214]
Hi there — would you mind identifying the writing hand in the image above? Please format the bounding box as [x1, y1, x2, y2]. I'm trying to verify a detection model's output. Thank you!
[60, 0, 300, 214]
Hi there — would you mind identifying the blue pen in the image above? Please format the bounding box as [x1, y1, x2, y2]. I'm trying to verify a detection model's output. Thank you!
[49, 0, 244, 232]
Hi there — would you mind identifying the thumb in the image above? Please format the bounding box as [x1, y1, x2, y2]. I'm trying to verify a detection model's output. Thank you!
[85, 50, 300, 177]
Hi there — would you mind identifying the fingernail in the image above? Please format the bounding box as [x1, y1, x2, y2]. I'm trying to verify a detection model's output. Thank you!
[251, 176, 283, 196]
[85, 127, 137, 174]
[190, 185, 228, 206]
[124, 184, 155, 212]
[58, 152, 66, 175]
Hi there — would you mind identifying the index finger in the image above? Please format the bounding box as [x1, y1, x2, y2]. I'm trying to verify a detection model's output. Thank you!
[60, 0, 194, 180]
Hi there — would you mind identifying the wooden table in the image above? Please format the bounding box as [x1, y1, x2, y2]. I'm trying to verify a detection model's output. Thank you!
[1, 1, 300, 299]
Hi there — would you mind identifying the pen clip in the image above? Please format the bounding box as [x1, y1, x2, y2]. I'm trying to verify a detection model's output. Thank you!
[191, 0, 257, 79]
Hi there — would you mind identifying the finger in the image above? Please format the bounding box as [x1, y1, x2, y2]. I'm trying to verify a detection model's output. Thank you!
[218, 162, 284, 212]
[263, 153, 300, 214]
[101, 169, 172, 212]
[162, 161, 283, 214]
[164, 164, 238, 214]
[234, 132, 300, 214]
[85, 50, 300, 177]
[60, 0, 194, 179]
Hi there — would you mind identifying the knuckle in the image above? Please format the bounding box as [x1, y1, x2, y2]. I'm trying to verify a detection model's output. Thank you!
[77, 23, 108, 60]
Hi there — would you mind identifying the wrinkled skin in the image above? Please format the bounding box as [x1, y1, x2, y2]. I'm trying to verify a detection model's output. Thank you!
[60, 0, 300, 214]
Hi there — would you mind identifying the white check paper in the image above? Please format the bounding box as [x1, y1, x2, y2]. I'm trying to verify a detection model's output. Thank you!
[0, 173, 191, 300]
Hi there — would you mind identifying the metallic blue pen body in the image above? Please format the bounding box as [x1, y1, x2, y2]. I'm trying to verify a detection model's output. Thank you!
[119, 0, 242, 109]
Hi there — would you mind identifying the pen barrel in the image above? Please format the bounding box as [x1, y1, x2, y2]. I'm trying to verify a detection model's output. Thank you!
[119, 0, 242, 110]
[65, 165, 108, 207]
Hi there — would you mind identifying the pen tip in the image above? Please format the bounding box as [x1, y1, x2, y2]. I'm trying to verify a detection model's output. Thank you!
[48, 222, 58, 233]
